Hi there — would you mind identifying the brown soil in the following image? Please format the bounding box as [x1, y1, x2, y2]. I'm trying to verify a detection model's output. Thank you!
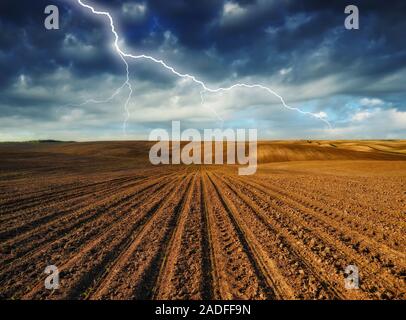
[0, 141, 405, 300]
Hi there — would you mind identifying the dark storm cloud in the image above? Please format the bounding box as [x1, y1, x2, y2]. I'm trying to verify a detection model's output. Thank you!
[0, 0, 126, 86]
[203, 0, 406, 86]
[146, 0, 222, 49]
[106, 0, 406, 92]
[2, 0, 405, 89]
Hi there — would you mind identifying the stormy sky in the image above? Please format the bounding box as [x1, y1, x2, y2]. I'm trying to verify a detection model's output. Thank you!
[0, 0, 405, 141]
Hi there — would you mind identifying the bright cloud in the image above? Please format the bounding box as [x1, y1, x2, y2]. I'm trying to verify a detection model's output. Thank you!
[360, 98, 384, 107]
[121, 2, 147, 21]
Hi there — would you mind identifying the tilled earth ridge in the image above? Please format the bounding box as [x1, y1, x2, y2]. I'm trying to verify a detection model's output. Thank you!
[0, 145, 405, 300]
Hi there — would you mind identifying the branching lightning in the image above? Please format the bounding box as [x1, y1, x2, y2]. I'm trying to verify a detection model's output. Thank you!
[74, 0, 332, 133]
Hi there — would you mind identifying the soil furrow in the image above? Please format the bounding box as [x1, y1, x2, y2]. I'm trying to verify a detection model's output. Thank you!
[199, 171, 216, 299]
[20, 174, 185, 300]
[84, 174, 194, 300]
[227, 174, 405, 299]
[203, 172, 273, 299]
[252, 176, 405, 253]
[0, 177, 146, 238]
[214, 173, 350, 299]
[0, 175, 180, 298]
[1, 172, 177, 262]
[152, 173, 198, 299]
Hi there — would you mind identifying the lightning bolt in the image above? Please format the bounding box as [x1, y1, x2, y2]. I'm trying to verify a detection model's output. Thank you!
[58, 47, 132, 134]
[74, 0, 332, 132]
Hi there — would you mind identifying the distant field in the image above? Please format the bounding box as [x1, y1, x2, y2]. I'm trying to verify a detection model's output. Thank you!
[1, 139, 405, 162]
[0, 141, 405, 300]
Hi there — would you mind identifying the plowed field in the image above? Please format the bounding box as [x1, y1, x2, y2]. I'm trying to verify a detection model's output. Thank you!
[0, 141, 405, 300]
